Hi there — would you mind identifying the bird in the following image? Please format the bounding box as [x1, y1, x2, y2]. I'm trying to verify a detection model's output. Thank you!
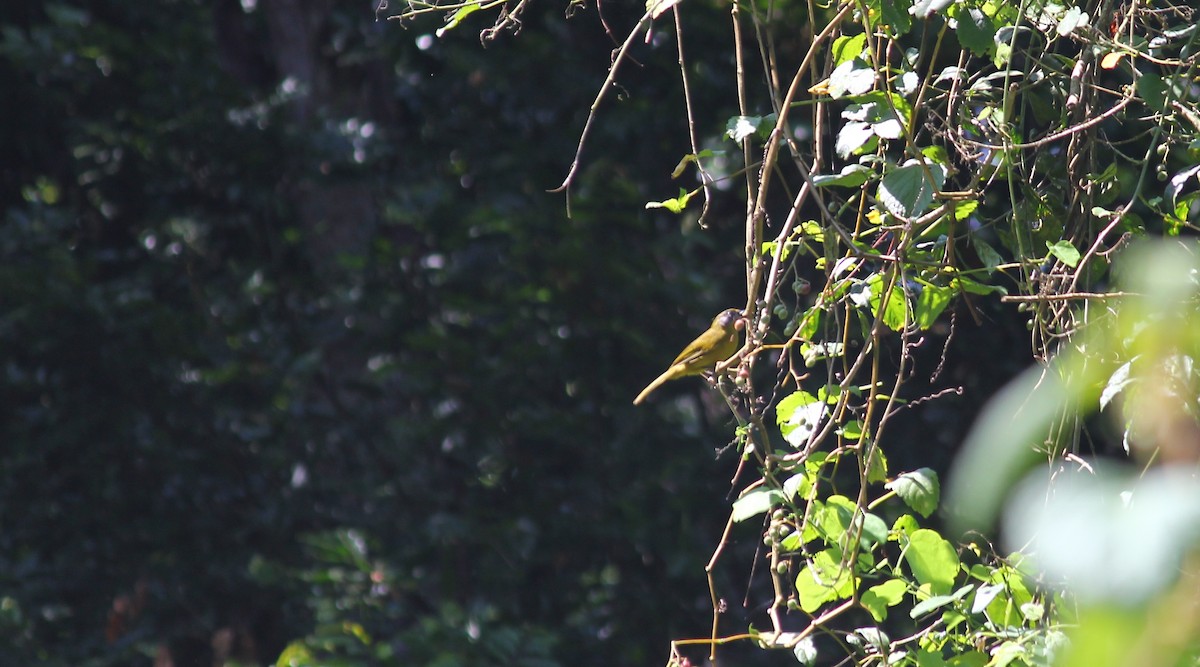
[633, 308, 744, 405]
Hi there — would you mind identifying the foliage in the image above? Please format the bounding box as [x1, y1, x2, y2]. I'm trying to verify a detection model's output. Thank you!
[952, 244, 1200, 667]
[395, 0, 1200, 665]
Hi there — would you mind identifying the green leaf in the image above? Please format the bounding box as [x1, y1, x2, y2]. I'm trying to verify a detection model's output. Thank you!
[973, 238, 1003, 274]
[1136, 73, 1168, 113]
[865, 445, 888, 484]
[866, 273, 909, 331]
[886, 468, 940, 517]
[797, 305, 822, 341]
[836, 122, 876, 158]
[435, 2, 482, 37]
[828, 59, 876, 99]
[832, 33, 868, 65]
[793, 636, 818, 665]
[645, 188, 692, 213]
[1100, 360, 1133, 411]
[819, 495, 855, 541]
[801, 341, 844, 366]
[1169, 196, 1194, 236]
[923, 145, 952, 166]
[892, 513, 920, 539]
[840, 419, 864, 440]
[779, 529, 804, 552]
[799, 220, 825, 242]
[783, 468, 814, 500]
[799, 498, 825, 544]
[1030, 629, 1070, 666]
[812, 164, 873, 188]
[1046, 240, 1081, 267]
[951, 199, 978, 220]
[276, 642, 316, 667]
[732, 488, 785, 522]
[725, 114, 776, 142]
[879, 0, 913, 36]
[989, 642, 1027, 667]
[1020, 601, 1044, 622]
[848, 627, 891, 654]
[971, 583, 1005, 614]
[860, 511, 890, 548]
[670, 149, 716, 178]
[954, 7, 995, 56]
[726, 115, 759, 142]
[1056, 6, 1088, 36]
[951, 275, 1007, 296]
[777, 390, 828, 448]
[945, 652, 988, 667]
[860, 578, 908, 622]
[878, 160, 946, 218]
[909, 583, 973, 618]
[843, 95, 909, 140]
[815, 496, 889, 550]
[903, 528, 959, 594]
[914, 648, 946, 667]
[914, 282, 955, 329]
[795, 549, 855, 612]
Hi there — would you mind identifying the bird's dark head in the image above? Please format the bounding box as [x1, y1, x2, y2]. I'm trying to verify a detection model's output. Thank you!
[715, 308, 744, 331]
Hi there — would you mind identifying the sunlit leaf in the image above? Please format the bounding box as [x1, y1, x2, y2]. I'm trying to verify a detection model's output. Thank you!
[645, 188, 692, 213]
[836, 122, 875, 159]
[732, 487, 786, 522]
[878, 160, 946, 218]
[812, 164, 873, 188]
[909, 583, 973, 618]
[903, 528, 959, 594]
[796, 549, 855, 612]
[793, 636, 819, 665]
[832, 33, 868, 65]
[861, 578, 907, 621]
[866, 273, 909, 331]
[1046, 240, 1080, 267]
[828, 59, 876, 98]
[1056, 7, 1088, 36]
[435, 2, 482, 37]
[914, 281, 955, 329]
[887, 468, 940, 517]
[778, 390, 828, 448]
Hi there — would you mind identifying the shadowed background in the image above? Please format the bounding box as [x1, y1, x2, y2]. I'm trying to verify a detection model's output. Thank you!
[0, 2, 1021, 665]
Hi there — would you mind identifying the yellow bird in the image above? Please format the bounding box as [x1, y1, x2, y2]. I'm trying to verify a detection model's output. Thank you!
[633, 308, 744, 405]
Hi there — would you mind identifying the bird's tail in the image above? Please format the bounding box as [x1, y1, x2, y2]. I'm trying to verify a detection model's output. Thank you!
[632, 368, 675, 405]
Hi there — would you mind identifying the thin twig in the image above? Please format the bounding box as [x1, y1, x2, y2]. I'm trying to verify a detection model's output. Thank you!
[549, 9, 653, 216]
[1001, 291, 1135, 302]
[964, 93, 1133, 151]
[672, 5, 713, 226]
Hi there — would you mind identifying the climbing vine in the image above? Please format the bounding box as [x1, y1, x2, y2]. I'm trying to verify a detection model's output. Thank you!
[384, 0, 1200, 665]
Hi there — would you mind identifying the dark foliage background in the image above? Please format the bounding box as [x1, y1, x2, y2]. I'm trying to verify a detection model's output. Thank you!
[0, 2, 1021, 665]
